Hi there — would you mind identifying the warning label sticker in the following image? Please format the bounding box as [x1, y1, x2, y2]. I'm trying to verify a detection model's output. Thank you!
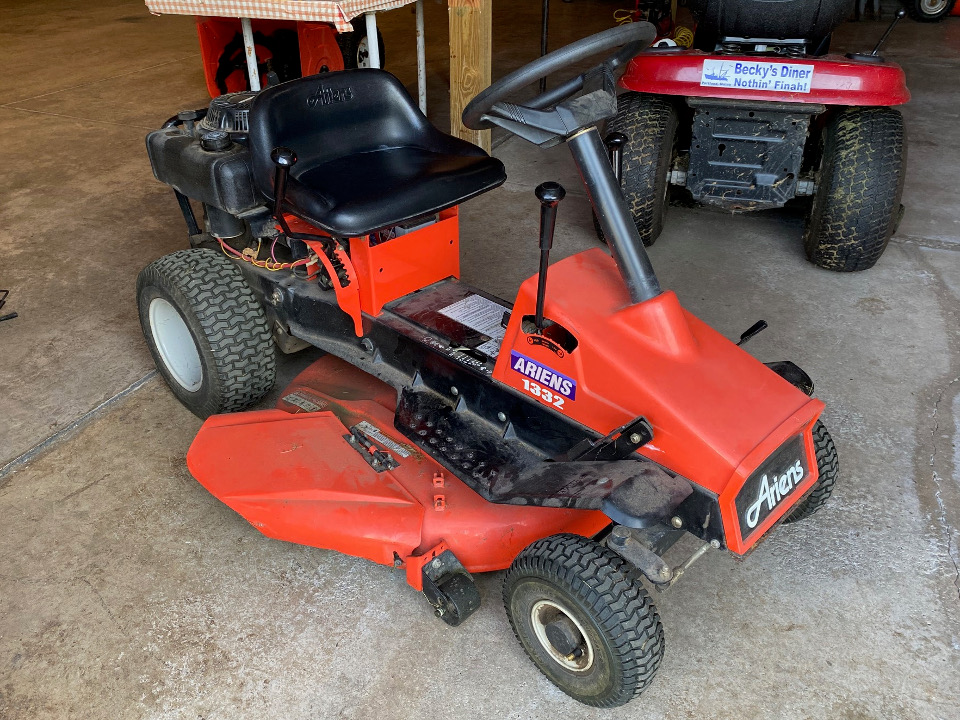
[355, 421, 414, 458]
[700, 59, 813, 93]
[281, 391, 329, 413]
[438, 294, 508, 358]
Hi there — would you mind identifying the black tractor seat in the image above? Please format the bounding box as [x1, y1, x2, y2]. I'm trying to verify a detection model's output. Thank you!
[249, 69, 507, 238]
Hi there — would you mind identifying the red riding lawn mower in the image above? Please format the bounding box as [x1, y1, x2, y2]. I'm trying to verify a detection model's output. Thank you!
[139, 23, 839, 707]
[600, 0, 911, 271]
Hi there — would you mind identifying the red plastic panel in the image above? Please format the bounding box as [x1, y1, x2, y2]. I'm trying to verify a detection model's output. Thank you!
[493, 249, 824, 554]
[620, 51, 910, 106]
[717, 418, 820, 554]
[349, 207, 461, 316]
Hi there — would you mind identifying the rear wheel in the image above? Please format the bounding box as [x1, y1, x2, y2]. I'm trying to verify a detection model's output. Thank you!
[602, 92, 678, 247]
[902, 0, 957, 21]
[804, 107, 906, 272]
[137, 248, 276, 418]
[336, 29, 385, 69]
[784, 421, 839, 523]
[503, 534, 663, 708]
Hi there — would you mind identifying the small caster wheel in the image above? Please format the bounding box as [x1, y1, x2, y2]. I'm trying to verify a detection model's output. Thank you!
[421, 550, 480, 627]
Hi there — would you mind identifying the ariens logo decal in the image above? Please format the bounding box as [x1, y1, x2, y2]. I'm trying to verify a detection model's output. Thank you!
[744, 459, 805, 529]
[510, 351, 576, 399]
[307, 85, 354, 108]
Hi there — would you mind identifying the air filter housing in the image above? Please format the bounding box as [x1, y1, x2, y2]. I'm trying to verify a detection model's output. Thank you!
[200, 91, 258, 134]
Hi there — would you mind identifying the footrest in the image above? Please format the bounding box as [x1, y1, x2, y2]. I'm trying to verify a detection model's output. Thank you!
[396, 387, 539, 502]
[395, 388, 681, 511]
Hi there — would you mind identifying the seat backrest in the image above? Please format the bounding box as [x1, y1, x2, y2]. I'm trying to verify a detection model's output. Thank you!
[248, 69, 435, 201]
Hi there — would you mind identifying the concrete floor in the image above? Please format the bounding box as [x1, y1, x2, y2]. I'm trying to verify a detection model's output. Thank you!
[1, 1, 959, 718]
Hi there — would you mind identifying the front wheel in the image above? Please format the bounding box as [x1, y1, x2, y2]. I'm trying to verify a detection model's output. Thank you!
[804, 107, 906, 272]
[601, 92, 679, 247]
[784, 420, 839, 523]
[503, 534, 664, 708]
[137, 248, 276, 418]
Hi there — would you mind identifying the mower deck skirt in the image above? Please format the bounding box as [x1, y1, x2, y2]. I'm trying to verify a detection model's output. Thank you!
[186, 356, 611, 587]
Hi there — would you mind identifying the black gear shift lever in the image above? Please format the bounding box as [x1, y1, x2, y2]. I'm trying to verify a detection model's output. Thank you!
[534, 181, 565, 334]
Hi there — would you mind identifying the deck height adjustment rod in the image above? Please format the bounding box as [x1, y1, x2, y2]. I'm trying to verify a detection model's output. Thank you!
[534, 181, 566, 334]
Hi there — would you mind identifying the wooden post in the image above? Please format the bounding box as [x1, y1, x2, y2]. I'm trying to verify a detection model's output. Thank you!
[449, 0, 492, 153]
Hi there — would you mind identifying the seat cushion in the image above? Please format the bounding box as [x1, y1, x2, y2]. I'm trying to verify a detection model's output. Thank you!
[248, 70, 507, 237]
[287, 146, 506, 237]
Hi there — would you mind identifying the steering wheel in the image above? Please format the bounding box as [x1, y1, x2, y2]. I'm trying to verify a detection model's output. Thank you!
[462, 23, 656, 145]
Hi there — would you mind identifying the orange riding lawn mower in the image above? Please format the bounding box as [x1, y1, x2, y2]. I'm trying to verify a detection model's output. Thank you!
[139, 21, 841, 708]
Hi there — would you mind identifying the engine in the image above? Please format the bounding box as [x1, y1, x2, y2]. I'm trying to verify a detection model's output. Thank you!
[145, 91, 273, 240]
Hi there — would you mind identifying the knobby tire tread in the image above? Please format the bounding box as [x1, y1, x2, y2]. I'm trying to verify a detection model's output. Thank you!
[784, 420, 839, 523]
[138, 249, 275, 416]
[503, 534, 664, 707]
[804, 107, 906, 272]
[604, 92, 678, 247]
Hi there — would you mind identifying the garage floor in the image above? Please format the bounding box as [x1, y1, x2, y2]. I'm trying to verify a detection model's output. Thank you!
[1, 1, 959, 718]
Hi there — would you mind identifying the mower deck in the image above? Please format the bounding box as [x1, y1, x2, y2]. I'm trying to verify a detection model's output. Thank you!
[187, 355, 612, 587]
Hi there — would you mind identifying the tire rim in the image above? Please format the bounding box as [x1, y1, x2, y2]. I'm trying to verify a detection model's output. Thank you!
[920, 0, 947, 13]
[530, 599, 595, 672]
[148, 297, 203, 392]
[356, 36, 371, 68]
